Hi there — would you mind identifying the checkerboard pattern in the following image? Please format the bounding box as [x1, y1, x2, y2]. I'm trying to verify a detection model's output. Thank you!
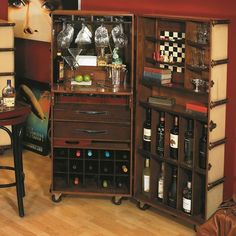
[159, 31, 185, 73]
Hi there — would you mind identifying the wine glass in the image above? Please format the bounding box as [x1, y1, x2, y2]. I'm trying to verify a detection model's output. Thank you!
[68, 48, 83, 65]
[62, 56, 79, 81]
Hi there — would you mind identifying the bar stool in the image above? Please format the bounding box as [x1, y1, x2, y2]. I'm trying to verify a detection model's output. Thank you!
[0, 102, 30, 217]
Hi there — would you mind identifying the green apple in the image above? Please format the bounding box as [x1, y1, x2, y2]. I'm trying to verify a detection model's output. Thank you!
[75, 74, 83, 82]
[83, 74, 91, 82]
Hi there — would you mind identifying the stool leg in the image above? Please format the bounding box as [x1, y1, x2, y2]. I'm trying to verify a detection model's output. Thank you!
[12, 125, 25, 217]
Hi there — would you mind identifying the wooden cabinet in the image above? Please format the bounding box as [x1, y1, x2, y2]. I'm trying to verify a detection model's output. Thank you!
[50, 11, 134, 204]
[134, 15, 229, 225]
[0, 19, 15, 147]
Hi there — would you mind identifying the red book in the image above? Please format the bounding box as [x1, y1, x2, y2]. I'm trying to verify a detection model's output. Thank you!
[186, 102, 208, 114]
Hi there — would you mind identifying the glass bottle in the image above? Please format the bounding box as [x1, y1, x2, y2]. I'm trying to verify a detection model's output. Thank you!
[182, 181, 192, 214]
[168, 167, 177, 208]
[157, 162, 164, 202]
[143, 108, 152, 151]
[54, 52, 64, 83]
[199, 124, 208, 169]
[142, 158, 151, 196]
[2, 79, 16, 109]
[184, 119, 194, 165]
[156, 112, 165, 157]
[121, 165, 128, 173]
[170, 116, 179, 160]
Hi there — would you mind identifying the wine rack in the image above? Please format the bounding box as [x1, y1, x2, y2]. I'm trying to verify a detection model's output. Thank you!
[134, 15, 229, 226]
[50, 11, 134, 204]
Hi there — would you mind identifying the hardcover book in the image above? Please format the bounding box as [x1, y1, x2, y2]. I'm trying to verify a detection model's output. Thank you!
[148, 96, 176, 106]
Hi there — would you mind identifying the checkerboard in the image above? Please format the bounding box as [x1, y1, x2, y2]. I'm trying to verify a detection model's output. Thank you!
[159, 31, 185, 73]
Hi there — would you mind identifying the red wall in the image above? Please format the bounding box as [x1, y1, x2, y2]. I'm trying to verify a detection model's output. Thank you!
[1, 0, 235, 199]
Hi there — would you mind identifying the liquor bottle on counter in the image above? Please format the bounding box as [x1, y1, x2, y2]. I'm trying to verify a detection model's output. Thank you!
[2, 79, 16, 109]
[184, 119, 194, 165]
[143, 108, 152, 151]
[168, 167, 177, 208]
[54, 52, 64, 83]
[182, 180, 192, 214]
[142, 158, 151, 196]
[156, 112, 165, 157]
[170, 116, 179, 160]
[157, 162, 164, 202]
[199, 124, 208, 169]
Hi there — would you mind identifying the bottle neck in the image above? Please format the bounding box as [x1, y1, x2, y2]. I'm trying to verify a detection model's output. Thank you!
[146, 108, 151, 121]
[174, 116, 178, 126]
[145, 158, 150, 168]
[187, 119, 193, 131]
[187, 181, 192, 189]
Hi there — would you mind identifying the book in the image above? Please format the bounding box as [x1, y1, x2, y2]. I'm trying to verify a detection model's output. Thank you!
[143, 71, 172, 80]
[186, 102, 208, 114]
[143, 75, 171, 85]
[148, 96, 176, 106]
[144, 67, 171, 74]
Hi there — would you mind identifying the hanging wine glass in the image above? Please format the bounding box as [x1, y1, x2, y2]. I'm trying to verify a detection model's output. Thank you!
[57, 21, 74, 50]
[95, 22, 110, 66]
[68, 48, 83, 65]
[75, 22, 93, 46]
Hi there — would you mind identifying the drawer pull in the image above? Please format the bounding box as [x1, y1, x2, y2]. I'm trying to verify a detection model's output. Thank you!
[65, 140, 79, 144]
[76, 111, 108, 115]
[74, 129, 108, 135]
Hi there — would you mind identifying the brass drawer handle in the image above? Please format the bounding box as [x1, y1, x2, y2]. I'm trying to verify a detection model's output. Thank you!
[76, 111, 108, 115]
[74, 129, 108, 135]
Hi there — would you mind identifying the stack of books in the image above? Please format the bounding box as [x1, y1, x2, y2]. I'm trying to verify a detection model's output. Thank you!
[143, 67, 172, 85]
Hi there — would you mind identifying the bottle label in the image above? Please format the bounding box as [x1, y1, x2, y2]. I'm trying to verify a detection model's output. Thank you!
[59, 61, 64, 79]
[183, 197, 191, 213]
[3, 97, 15, 107]
[158, 179, 164, 199]
[144, 175, 150, 192]
[170, 134, 178, 148]
[143, 128, 151, 142]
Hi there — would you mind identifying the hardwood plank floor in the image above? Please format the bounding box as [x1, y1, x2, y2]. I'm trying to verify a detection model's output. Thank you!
[0, 149, 195, 236]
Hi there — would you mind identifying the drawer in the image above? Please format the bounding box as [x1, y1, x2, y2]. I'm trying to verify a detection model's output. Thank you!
[53, 103, 130, 123]
[0, 51, 14, 73]
[53, 121, 130, 142]
[0, 26, 14, 48]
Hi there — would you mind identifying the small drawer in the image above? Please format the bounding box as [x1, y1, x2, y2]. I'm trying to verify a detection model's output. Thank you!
[0, 51, 14, 73]
[53, 103, 130, 123]
[53, 121, 130, 142]
[0, 26, 14, 48]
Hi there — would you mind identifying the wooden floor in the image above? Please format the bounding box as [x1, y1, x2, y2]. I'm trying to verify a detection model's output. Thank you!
[0, 149, 195, 236]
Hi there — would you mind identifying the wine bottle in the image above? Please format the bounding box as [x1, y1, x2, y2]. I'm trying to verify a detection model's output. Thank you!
[157, 162, 164, 201]
[142, 158, 151, 195]
[184, 119, 194, 165]
[54, 52, 64, 83]
[2, 79, 16, 109]
[182, 181, 192, 214]
[121, 165, 128, 173]
[168, 167, 177, 208]
[86, 150, 93, 158]
[170, 116, 179, 160]
[76, 149, 81, 158]
[156, 112, 165, 157]
[74, 177, 79, 185]
[199, 124, 208, 169]
[104, 150, 111, 158]
[143, 108, 152, 151]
